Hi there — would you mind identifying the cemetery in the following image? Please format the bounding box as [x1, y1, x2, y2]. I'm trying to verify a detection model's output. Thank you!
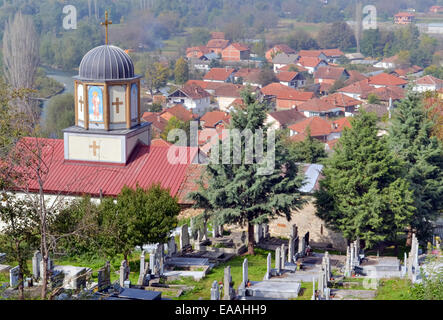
[0, 219, 441, 300]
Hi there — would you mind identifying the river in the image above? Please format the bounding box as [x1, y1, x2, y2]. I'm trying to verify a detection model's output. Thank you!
[41, 66, 76, 122]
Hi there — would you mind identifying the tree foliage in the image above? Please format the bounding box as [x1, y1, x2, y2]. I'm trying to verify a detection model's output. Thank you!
[189, 90, 306, 254]
[44, 93, 75, 139]
[145, 62, 170, 96]
[314, 112, 415, 247]
[388, 94, 443, 243]
[174, 57, 189, 85]
[285, 127, 327, 164]
[317, 21, 356, 51]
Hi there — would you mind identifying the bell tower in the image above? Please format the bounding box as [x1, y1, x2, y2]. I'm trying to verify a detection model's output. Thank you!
[63, 12, 151, 165]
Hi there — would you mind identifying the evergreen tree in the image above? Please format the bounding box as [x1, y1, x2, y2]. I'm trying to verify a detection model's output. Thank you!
[314, 112, 415, 248]
[286, 127, 327, 164]
[388, 94, 443, 244]
[189, 90, 306, 255]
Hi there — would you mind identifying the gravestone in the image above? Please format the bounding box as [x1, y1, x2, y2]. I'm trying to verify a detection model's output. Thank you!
[32, 251, 42, 280]
[275, 247, 281, 274]
[218, 225, 223, 237]
[140, 251, 146, 276]
[254, 224, 263, 244]
[291, 224, 298, 239]
[241, 231, 247, 245]
[149, 253, 155, 273]
[9, 265, 19, 287]
[213, 223, 219, 238]
[281, 243, 286, 269]
[168, 236, 177, 257]
[97, 261, 111, 291]
[265, 253, 271, 280]
[288, 236, 294, 263]
[242, 258, 248, 287]
[311, 277, 316, 300]
[180, 224, 190, 250]
[223, 266, 235, 300]
[262, 224, 270, 240]
[318, 271, 324, 298]
[298, 234, 306, 256]
[210, 280, 220, 300]
[39, 257, 54, 282]
[197, 230, 202, 242]
[119, 260, 130, 287]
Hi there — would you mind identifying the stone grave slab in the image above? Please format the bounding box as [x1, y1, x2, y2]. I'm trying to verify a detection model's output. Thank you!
[331, 289, 376, 300]
[113, 288, 162, 300]
[0, 264, 11, 273]
[246, 280, 301, 299]
[53, 265, 90, 290]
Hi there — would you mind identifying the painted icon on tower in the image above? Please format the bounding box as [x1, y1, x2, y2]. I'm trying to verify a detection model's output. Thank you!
[88, 86, 104, 123]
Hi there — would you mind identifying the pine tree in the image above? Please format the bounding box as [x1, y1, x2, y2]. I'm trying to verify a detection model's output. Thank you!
[286, 127, 327, 164]
[314, 111, 415, 248]
[389, 93, 443, 244]
[189, 90, 306, 254]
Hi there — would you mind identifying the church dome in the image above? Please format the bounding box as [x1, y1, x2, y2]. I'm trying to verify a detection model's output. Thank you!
[78, 45, 135, 80]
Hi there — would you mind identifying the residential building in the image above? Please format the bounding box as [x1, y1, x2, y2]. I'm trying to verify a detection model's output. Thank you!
[260, 83, 314, 110]
[296, 98, 344, 118]
[203, 67, 236, 83]
[265, 109, 306, 130]
[314, 66, 349, 85]
[373, 55, 399, 69]
[322, 92, 362, 116]
[297, 56, 328, 74]
[412, 75, 443, 92]
[167, 84, 211, 114]
[276, 71, 306, 88]
[265, 44, 296, 62]
[394, 12, 415, 24]
[221, 43, 250, 61]
[272, 53, 299, 72]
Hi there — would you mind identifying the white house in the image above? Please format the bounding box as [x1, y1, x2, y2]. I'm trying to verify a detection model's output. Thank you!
[168, 84, 211, 115]
[412, 75, 443, 93]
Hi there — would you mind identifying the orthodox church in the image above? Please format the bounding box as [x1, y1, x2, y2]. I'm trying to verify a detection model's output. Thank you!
[9, 22, 202, 206]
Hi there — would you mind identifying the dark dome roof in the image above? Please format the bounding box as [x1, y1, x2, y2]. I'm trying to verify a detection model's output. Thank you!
[78, 45, 135, 80]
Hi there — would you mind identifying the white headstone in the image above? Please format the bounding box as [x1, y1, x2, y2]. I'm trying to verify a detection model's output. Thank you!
[210, 280, 220, 300]
[242, 258, 248, 286]
[9, 265, 20, 287]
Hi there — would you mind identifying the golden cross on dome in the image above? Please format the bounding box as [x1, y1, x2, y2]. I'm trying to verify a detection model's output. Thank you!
[101, 11, 112, 45]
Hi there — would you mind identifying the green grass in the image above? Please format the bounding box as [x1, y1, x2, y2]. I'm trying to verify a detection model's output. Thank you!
[375, 278, 413, 300]
[168, 248, 272, 300]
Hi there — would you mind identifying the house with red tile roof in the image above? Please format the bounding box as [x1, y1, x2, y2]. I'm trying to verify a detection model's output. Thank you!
[276, 64, 309, 73]
[360, 86, 405, 104]
[185, 80, 225, 95]
[276, 71, 306, 88]
[150, 138, 172, 147]
[314, 66, 349, 85]
[213, 83, 249, 111]
[322, 92, 362, 116]
[394, 12, 415, 24]
[265, 109, 306, 130]
[221, 43, 250, 61]
[344, 70, 367, 86]
[297, 56, 328, 74]
[206, 38, 230, 55]
[393, 65, 423, 78]
[203, 67, 236, 83]
[338, 79, 374, 100]
[260, 83, 314, 110]
[142, 111, 168, 137]
[374, 55, 400, 69]
[296, 98, 344, 118]
[298, 49, 344, 63]
[266, 44, 297, 62]
[368, 73, 408, 88]
[233, 68, 262, 87]
[160, 104, 195, 122]
[430, 5, 443, 13]
[272, 53, 300, 72]
[288, 116, 351, 142]
[186, 46, 212, 59]
[167, 84, 211, 114]
[200, 111, 231, 129]
[412, 75, 443, 93]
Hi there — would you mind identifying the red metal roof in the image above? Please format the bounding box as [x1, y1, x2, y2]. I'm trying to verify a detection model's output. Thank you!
[9, 138, 199, 202]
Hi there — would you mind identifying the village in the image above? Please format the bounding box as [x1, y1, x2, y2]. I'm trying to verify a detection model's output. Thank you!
[0, 1, 442, 304]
